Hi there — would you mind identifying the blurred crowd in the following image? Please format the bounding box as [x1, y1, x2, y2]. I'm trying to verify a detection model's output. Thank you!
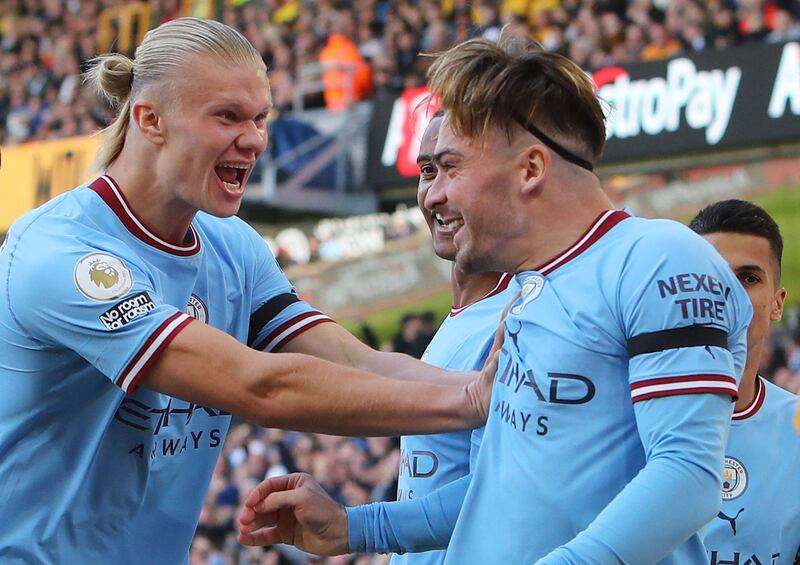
[192, 426, 401, 564]
[3, 0, 800, 145]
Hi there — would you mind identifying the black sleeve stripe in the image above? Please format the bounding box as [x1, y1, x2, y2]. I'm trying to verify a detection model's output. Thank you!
[248, 293, 300, 346]
[627, 325, 728, 357]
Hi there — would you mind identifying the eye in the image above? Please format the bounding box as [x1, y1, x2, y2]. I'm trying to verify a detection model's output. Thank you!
[737, 273, 760, 286]
[419, 163, 437, 179]
[254, 112, 268, 128]
[218, 111, 237, 122]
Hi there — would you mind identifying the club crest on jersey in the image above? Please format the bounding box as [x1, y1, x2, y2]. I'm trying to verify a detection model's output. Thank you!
[186, 294, 208, 323]
[73, 252, 133, 302]
[510, 275, 545, 315]
[721, 456, 748, 500]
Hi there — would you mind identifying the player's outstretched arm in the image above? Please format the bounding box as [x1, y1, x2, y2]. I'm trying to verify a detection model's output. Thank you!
[238, 471, 470, 556]
[279, 321, 495, 386]
[141, 320, 494, 436]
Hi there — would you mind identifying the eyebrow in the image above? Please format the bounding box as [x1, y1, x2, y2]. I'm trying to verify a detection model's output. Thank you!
[416, 153, 434, 164]
[432, 149, 463, 165]
[208, 100, 272, 115]
[734, 264, 767, 274]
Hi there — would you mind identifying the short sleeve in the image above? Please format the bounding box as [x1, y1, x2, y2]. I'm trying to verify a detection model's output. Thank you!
[7, 243, 192, 394]
[243, 227, 334, 352]
[617, 222, 752, 404]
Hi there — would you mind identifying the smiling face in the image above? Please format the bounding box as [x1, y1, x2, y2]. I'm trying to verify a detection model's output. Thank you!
[156, 54, 271, 218]
[703, 231, 786, 374]
[423, 118, 528, 274]
[417, 116, 455, 259]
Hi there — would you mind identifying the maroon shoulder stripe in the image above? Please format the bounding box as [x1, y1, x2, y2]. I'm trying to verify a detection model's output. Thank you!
[116, 312, 194, 395]
[630, 374, 738, 403]
[254, 311, 335, 352]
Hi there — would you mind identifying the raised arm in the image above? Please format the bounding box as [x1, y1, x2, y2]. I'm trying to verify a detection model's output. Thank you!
[142, 320, 493, 436]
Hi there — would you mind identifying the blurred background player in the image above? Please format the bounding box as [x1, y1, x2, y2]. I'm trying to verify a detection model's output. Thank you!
[393, 111, 515, 564]
[690, 200, 800, 565]
[0, 18, 493, 564]
[237, 34, 753, 563]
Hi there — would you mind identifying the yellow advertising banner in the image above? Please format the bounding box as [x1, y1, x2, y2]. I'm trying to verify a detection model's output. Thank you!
[0, 135, 100, 233]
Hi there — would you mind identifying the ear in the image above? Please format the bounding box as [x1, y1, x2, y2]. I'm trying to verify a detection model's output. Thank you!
[520, 144, 548, 196]
[771, 287, 787, 322]
[131, 99, 165, 145]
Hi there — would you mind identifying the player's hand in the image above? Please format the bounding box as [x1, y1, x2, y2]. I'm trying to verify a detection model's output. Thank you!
[466, 316, 506, 423]
[237, 473, 349, 556]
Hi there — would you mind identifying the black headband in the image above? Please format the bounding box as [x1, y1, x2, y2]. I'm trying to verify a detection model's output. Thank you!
[514, 117, 594, 171]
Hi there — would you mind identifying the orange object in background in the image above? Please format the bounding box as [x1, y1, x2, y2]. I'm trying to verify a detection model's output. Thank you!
[319, 34, 373, 112]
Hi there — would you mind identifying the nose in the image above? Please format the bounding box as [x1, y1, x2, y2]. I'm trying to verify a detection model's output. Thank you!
[423, 171, 446, 211]
[237, 120, 268, 157]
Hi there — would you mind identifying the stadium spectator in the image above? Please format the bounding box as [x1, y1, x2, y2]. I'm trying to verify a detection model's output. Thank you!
[766, 8, 800, 42]
[390, 312, 436, 358]
[3, 0, 800, 145]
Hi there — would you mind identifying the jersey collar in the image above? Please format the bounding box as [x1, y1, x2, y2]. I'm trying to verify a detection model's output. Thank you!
[90, 175, 201, 257]
[450, 272, 514, 316]
[533, 209, 630, 276]
[732, 375, 765, 421]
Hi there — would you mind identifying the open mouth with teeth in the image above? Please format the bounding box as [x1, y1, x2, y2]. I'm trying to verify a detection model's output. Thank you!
[214, 162, 250, 194]
[432, 211, 464, 235]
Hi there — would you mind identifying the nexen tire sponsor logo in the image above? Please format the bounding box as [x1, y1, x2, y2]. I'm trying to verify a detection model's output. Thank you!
[100, 291, 156, 330]
[594, 58, 742, 145]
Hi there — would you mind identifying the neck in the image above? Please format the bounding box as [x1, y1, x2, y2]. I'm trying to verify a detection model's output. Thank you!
[735, 353, 760, 412]
[514, 182, 613, 273]
[106, 153, 196, 245]
[450, 265, 505, 309]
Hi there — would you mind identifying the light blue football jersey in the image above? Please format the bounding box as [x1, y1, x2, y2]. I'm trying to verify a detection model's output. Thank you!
[0, 175, 332, 564]
[703, 376, 800, 565]
[441, 210, 752, 564]
[392, 273, 515, 565]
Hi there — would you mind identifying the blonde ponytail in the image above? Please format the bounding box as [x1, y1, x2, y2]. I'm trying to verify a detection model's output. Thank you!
[85, 54, 134, 171]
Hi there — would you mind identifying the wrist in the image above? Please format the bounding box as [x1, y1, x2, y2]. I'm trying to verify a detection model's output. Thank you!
[333, 503, 349, 555]
[345, 504, 368, 554]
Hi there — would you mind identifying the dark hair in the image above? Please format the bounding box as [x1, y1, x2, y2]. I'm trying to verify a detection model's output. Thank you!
[689, 199, 783, 278]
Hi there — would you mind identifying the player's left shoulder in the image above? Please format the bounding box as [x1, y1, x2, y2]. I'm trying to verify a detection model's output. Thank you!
[622, 217, 720, 260]
[618, 217, 741, 290]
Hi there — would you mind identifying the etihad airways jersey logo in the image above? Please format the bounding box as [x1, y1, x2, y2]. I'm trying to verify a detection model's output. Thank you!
[74, 252, 133, 301]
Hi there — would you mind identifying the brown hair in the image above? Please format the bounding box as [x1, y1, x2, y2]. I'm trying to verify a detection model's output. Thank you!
[426, 34, 606, 163]
[84, 17, 265, 170]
